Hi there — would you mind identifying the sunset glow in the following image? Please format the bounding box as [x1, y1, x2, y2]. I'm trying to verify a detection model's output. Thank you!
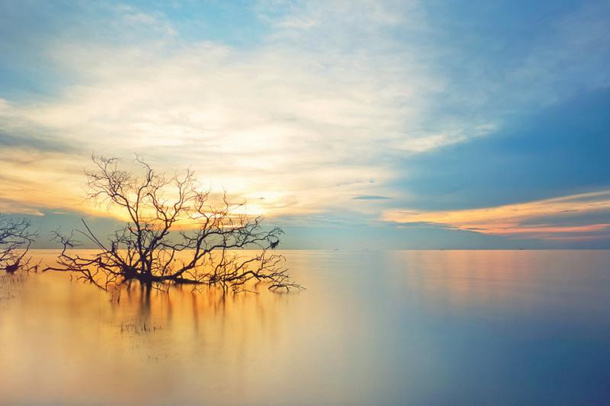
[1, 1, 609, 248]
[384, 191, 610, 241]
[3, 3, 610, 405]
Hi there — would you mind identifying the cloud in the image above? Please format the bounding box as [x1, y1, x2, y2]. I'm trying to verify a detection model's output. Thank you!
[0, 0, 609, 252]
[395, 88, 610, 211]
[383, 191, 610, 241]
[0, 0, 467, 218]
[352, 195, 392, 201]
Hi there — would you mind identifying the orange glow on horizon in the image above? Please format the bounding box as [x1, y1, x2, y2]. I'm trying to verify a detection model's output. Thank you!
[383, 190, 610, 240]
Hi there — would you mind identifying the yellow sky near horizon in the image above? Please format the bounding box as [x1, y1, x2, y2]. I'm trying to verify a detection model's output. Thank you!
[1, 1, 609, 247]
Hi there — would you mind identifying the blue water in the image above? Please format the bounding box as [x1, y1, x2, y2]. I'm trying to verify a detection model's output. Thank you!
[1, 250, 610, 405]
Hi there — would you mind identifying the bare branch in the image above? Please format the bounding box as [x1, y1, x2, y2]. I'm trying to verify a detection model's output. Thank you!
[46, 156, 302, 293]
[0, 216, 37, 273]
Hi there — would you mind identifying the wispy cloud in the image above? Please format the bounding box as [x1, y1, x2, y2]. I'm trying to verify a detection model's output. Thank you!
[383, 191, 610, 241]
[352, 195, 392, 201]
[0, 0, 468, 217]
[0, 0, 609, 249]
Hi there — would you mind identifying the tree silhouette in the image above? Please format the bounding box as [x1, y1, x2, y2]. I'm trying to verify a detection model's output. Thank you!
[47, 156, 301, 293]
[0, 216, 36, 273]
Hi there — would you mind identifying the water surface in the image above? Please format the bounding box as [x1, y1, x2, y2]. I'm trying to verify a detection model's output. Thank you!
[2, 250, 610, 405]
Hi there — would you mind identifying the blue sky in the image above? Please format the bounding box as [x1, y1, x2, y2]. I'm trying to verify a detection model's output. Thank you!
[0, 0, 609, 249]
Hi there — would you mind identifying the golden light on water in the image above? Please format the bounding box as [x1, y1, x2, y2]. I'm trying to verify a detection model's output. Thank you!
[3, 250, 610, 404]
[2, 1, 610, 404]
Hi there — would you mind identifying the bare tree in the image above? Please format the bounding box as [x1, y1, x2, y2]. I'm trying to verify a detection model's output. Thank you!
[46, 156, 301, 293]
[0, 216, 36, 273]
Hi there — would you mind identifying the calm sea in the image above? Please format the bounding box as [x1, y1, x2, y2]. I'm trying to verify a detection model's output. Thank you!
[2, 250, 610, 405]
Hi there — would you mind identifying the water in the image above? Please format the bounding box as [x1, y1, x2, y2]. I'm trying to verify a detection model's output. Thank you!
[2, 250, 610, 405]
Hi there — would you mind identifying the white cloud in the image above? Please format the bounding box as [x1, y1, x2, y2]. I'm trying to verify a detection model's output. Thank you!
[6, 0, 604, 220]
[1, 1, 462, 217]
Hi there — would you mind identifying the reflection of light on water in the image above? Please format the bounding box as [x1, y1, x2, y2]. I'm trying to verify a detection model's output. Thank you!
[389, 250, 537, 310]
[0, 251, 298, 405]
[0, 272, 28, 304]
[387, 250, 610, 320]
[2, 250, 610, 405]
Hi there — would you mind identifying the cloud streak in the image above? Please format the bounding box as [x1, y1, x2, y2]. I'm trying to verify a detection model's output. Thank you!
[0, 0, 464, 218]
[0, 0, 609, 247]
[383, 191, 610, 241]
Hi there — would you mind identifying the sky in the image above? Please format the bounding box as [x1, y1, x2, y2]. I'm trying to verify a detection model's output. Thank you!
[0, 0, 609, 249]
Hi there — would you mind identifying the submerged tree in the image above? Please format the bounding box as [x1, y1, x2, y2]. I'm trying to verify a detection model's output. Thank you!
[0, 216, 36, 273]
[47, 156, 301, 293]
